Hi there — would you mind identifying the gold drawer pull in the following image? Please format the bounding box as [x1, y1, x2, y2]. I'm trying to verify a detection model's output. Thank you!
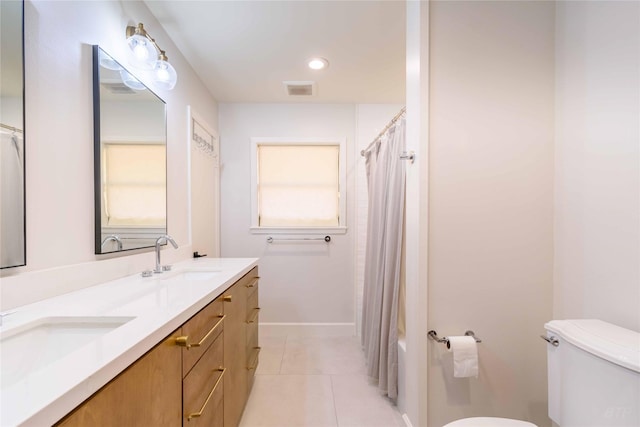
[223, 295, 233, 302]
[246, 307, 261, 324]
[187, 367, 226, 421]
[176, 315, 225, 349]
[247, 347, 261, 371]
[246, 278, 259, 288]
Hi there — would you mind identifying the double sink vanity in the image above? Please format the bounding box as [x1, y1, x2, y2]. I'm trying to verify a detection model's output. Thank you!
[1, 5, 260, 425]
[1, 258, 259, 427]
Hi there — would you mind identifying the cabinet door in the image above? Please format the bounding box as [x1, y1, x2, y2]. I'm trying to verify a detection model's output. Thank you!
[56, 334, 182, 427]
[181, 297, 224, 376]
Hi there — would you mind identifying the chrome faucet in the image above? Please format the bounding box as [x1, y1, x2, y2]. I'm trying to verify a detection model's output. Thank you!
[101, 234, 123, 251]
[154, 234, 178, 273]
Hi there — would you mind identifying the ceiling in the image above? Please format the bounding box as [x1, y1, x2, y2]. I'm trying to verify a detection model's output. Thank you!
[145, 0, 406, 104]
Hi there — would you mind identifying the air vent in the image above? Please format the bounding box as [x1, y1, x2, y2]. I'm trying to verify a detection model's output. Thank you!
[283, 81, 316, 97]
[100, 82, 136, 95]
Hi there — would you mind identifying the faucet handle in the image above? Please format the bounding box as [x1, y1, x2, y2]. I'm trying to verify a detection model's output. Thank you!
[141, 270, 153, 277]
[162, 265, 172, 272]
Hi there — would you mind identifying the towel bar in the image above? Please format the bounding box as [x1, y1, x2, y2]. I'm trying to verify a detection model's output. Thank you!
[266, 235, 331, 243]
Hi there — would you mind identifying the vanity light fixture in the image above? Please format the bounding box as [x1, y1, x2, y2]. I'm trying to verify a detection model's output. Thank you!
[308, 57, 329, 70]
[125, 22, 177, 90]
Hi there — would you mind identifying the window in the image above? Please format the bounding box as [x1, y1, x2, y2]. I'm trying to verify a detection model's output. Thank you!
[102, 142, 166, 227]
[251, 138, 346, 233]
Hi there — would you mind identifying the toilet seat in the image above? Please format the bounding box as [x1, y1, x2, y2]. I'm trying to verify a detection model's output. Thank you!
[443, 417, 537, 427]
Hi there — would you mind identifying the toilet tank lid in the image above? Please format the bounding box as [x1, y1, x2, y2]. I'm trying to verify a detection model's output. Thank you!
[545, 319, 640, 373]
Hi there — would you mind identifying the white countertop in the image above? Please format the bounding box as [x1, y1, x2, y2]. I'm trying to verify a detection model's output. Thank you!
[0, 257, 258, 427]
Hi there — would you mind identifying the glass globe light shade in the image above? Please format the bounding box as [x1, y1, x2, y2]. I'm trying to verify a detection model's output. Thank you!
[98, 50, 122, 71]
[153, 58, 177, 90]
[120, 69, 146, 90]
[126, 33, 156, 70]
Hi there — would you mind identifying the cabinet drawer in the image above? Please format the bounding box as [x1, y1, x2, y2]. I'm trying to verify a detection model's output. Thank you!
[246, 284, 259, 324]
[245, 275, 259, 299]
[183, 332, 224, 427]
[236, 267, 259, 296]
[247, 345, 260, 392]
[247, 322, 259, 390]
[247, 319, 259, 349]
[180, 297, 224, 376]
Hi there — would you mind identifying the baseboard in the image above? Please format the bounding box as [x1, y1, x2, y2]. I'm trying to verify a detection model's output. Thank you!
[402, 413, 413, 427]
[259, 322, 356, 337]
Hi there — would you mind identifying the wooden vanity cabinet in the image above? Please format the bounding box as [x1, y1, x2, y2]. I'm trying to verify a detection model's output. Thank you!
[56, 334, 183, 427]
[55, 267, 259, 427]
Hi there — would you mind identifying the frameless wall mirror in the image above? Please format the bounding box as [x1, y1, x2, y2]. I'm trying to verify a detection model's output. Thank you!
[93, 46, 167, 254]
[0, 0, 26, 269]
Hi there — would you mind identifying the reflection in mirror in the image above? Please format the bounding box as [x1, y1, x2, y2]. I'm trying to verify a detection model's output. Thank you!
[0, 0, 26, 269]
[93, 46, 167, 254]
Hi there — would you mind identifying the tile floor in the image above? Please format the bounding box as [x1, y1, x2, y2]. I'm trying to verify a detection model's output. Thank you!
[239, 335, 405, 427]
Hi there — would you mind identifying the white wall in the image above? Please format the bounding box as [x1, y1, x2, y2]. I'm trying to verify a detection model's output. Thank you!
[0, 0, 219, 310]
[219, 104, 355, 329]
[404, 1, 430, 424]
[554, 1, 640, 332]
[190, 109, 221, 259]
[427, 2, 555, 426]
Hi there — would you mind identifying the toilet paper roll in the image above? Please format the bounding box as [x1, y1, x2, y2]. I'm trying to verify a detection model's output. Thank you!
[447, 336, 479, 378]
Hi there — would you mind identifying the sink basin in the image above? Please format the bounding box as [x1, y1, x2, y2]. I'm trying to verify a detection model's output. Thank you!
[1, 316, 134, 388]
[162, 269, 222, 281]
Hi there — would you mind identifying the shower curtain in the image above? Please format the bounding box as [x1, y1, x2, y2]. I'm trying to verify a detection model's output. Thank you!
[361, 117, 406, 400]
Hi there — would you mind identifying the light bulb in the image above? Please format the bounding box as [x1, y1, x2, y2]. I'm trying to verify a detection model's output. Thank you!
[156, 63, 170, 81]
[126, 34, 156, 70]
[133, 43, 150, 60]
[308, 57, 329, 70]
[153, 58, 177, 90]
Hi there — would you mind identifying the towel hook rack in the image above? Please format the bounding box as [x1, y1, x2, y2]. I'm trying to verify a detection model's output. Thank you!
[428, 330, 482, 348]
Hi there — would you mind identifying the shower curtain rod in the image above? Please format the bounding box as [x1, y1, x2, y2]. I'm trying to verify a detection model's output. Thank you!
[0, 123, 23, 134]
[360, 106, 406, 157]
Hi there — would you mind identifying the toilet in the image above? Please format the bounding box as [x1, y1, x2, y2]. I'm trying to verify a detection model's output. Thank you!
[444, 319, 640, 427]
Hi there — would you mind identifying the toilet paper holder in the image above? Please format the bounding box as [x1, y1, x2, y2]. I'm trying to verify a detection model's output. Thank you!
[428, 330, 482, 348]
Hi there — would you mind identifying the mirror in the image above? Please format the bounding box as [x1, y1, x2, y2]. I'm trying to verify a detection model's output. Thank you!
[0, 0, 26, 269]
[93, 46, 167, 254]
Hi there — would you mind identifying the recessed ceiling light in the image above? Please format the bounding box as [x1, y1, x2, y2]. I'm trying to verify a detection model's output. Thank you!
[308, 57, 329, 70]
